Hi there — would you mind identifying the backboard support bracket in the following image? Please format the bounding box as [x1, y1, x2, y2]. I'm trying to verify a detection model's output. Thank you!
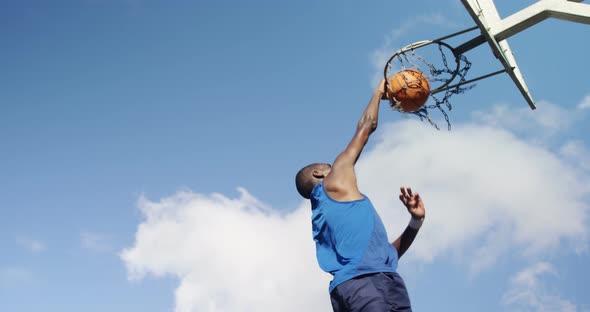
[458, 0, 590, 110]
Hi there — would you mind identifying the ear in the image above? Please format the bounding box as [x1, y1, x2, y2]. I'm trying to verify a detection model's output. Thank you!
[312, 170, 326, 179]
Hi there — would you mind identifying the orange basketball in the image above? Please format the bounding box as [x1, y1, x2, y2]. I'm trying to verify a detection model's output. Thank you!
[387, 69, 430, 112]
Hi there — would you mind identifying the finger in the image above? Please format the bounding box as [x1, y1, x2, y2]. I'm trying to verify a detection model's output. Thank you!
[404, 186, 412, 198]
[399, 194, 408, 205]
[399, 193, 410, 204]
[418, 193, 425, 204]
[407, 187, 413, 197]
[400, 187, 406, 197]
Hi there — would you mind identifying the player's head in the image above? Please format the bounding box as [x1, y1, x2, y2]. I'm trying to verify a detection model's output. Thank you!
[295, 163, 332, 199]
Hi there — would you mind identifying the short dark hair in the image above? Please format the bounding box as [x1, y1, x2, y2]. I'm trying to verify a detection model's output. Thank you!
[295, 163, 323, 199]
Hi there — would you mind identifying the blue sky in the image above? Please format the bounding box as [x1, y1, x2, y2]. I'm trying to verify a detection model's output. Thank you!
[1, 0, 589, 311]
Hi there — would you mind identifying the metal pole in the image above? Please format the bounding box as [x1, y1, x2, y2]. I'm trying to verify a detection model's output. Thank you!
[431, 68, 507, 94]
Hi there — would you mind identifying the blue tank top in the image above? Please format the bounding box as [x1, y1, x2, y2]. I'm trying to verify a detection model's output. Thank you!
[310, 182, 398, 293]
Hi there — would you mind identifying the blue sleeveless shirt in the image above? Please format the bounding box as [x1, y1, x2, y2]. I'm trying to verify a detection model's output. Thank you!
[310, 182, 398, 293]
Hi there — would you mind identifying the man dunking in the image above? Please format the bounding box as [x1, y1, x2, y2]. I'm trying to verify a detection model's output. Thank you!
[295, 79, 426, 312]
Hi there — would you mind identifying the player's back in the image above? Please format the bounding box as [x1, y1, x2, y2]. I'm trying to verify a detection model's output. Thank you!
[310, 181, 398, 293]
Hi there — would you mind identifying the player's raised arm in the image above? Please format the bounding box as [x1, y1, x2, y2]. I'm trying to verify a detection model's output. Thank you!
[345, 79, 386, 166]
[392, 187, 426, 258]
[324, 80, 386, 200]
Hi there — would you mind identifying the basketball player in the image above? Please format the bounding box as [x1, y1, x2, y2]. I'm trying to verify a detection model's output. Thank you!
[295, 79, 425, 312]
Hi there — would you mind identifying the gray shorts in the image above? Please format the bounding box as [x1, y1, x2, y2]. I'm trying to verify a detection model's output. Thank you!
[330, 272, 412, 312]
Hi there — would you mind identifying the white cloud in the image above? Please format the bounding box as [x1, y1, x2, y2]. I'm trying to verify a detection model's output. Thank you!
[122, 114, 589, 311]
[560, 140, 590, 173]
[16, 237, 45, 254]
[577, 94, 590, 110]
[502, 262, 577, 312]
[466, 223, 513, 274]
[356, 120, 589, 268]
[121, 189, 332, 312]
[472, 101, 574, 138]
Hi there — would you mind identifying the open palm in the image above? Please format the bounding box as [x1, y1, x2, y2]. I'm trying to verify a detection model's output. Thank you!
[399, 187, 425, 219]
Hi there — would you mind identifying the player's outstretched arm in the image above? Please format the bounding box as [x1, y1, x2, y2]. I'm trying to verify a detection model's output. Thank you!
[342, 79, 386, 166]
[324, 80, 385, 200]
[392, 187, 426, 258]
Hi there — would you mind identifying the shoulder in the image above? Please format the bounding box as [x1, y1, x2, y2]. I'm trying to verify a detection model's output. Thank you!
[323, 174, 363, 202]
[310, 181, 326, 204]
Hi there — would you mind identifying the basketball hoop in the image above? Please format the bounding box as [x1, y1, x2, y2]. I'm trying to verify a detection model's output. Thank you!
[384, 27, 510, 130]
[383, 0, 590, 129]
[384, 38, 474, 130]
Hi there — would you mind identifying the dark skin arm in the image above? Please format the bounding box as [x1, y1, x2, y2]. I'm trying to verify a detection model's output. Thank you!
[392, 187, 426, 258]
[324, 80, 386, 201]
[321, 80, 425, 258]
